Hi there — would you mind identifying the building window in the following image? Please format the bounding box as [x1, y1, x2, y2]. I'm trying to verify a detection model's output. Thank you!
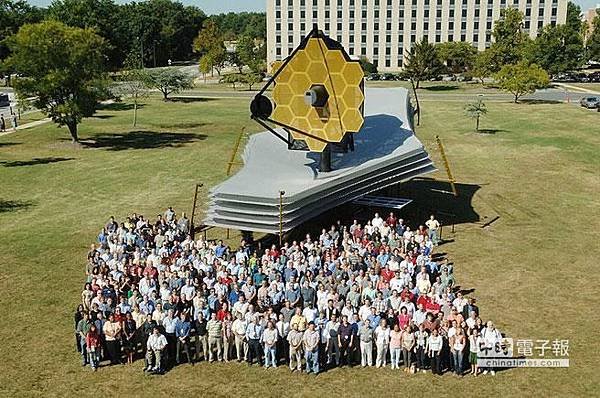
[374, 35, 379, 43]
[412, 10, 417, 18]
[411, 22, 416, 30]
[276, 0, 280, 5]
[538, 8, 544, 16]
[487, 9, 492, 17]
[551, 7, 557, 16]
[435, 34, 441, 42]
[276, 47, 281, 56]
[449, 21, 454, 29]
[461, 21, 466, 29]
[475, 9, 479, 17]
[375, 23, 379, 30]
[450, 9, 454, 17]
[474, 21, 479, 29]
[399, 22, 404, 29]
[399, 10, 404, 17]
[387, 22, 392, 30]
[288, 11, 293, 18]
[288, 23, 293, 30]
[350, 36, 355, 43]
[448, 34, 453, 41]
[424, 10, 429, 17]
[362, 35, 367, 42]
[473, 34, 479, 41]
[436, 22, 441, 29]
[337, 23, 342, 30]
[276, 11, 281, 18]
[462, 9, 467, 17]
[349, 47, 354, 55]
[313, 11, 318, 18]
[385, 59, 391, 67]
[424, 22, 429, 30]
[338, 11, 342, 18]
[362, 22, 367, 30]
[374, 47, 379, 55]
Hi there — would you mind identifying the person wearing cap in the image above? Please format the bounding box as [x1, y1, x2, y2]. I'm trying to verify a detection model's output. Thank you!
[145, 327, 168, 373]
[303, 321, 320, 374]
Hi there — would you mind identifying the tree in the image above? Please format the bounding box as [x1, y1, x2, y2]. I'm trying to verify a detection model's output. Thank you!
[464, 99, 488, 132]
[402, 41, 443, 125]
[193, 20, 227, 76]
[6, 20, 108, 142]
[587, 9, 600, 62]
[436, 42, 477, 73]
[220, 73, 243, 90]
[490, 8, 530, 70]
[358, 56, 378, 74]
[472, 49, 495, 84]
[198, 54, 213, 82]
[146, 68, 193, 100]
[528, 3, 584, 74]
[242, 73, 262, 90]
[236, 35, 266, 73]
[0, 0, 45, 66]
[112, 52, 150, 127]
[495, 62, 549, 103]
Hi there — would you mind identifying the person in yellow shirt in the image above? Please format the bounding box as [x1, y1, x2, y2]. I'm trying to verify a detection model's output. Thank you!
[290, 307, 307, 332]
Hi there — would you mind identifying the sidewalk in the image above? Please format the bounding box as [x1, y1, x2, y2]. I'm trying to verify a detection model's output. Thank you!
[0, 117, 51, 137]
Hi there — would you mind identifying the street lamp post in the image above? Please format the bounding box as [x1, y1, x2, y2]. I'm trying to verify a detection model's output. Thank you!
[278, 190, 285, 247]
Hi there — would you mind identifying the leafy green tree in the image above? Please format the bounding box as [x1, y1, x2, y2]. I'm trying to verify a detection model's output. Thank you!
[358, 56, 378, 74]
[495, 62, 550, 103]
[242, 73, 262, 90]
[220, 73, 243, 90]
[587, 9, 600, 62]
[199, 54, 213, 81]
[210, 12, 266, 40]
[490, 8, 530, 70]
[6, 20, 108, 142]
[402, 41, 443, 125]
[0, 0, 45, 63]
[112, 52, 150, 127]
[236, 35, 266, 73]
[193, 19, 227, 75]
[146, 68, 193, 100]
[436, 42, 477, 73]
[472, 49, 495, 84]
[464, 99, 488, 132]
[528, 2, 584, 74]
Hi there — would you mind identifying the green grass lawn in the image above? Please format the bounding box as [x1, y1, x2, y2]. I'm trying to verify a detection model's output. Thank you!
[0, 92, 598, 396]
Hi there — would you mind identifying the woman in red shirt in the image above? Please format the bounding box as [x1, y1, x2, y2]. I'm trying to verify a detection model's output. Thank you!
[398, 306, 411, 330]
[86, 324, 101, 371]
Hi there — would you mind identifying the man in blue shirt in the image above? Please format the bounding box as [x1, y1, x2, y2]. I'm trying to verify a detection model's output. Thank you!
[175, 313, 193, 365]
[214, 240, 227, 258]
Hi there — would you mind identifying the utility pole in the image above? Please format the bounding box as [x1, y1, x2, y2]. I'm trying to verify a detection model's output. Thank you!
[190, 183, 204, 239]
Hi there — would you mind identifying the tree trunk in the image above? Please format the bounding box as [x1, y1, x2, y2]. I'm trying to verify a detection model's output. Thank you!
[133, 100, 138, 127]
[67, 122, 78, 143]
[476, 115, 480, 132]
[162, 90, 169, 101]
[514, 93, 519, 103]
[411, 79, 421, 126]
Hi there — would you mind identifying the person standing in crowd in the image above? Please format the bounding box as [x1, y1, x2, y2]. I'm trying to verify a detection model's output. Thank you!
[232, 313, 248, 362]
[207, 313, 223, 362]
[287, 322, 304, 371]
[428, 328, 443, 375]
[325, 313, 341, 367]
[415, 323, 429, 373]
[480, 321, 501, 376]
[359, 318, 373, 367]
[389, 323, 402, 369]
[85, 324, 101, 371]
[162, 309, 178, 368]
[222, 313, 234, 362]
[10, 112, 17, 132]
[76, 312, 92, 367]
[103, 314, 122, 365]
[246, 317, 263, 366]
[303, 321, 320, 374]
[374, 319, 390, 368]
[175, 313, 193, 365]
[194, 313, 209, 362]
[262, 320, 278, 368]
[451, 327, 466, 376]
[122, 312, 137, 365]
[401, 324, 415, 373]
[145, 327, 168, 373]
[426, 215, 441, 246]
[338, 315, 353, 366]
[469, 328, 482, 376]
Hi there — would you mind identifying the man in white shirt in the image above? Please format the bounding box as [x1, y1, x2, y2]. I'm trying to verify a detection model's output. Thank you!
[302, 302, 319, 324]
[480, 321, 502, 375]
[371, 213, 383, 229]
[324, 314, 341, 366]
[412, 304, 427, 326]
[232, 313, 248, 361]
[425, 215, 440, 246]
[145, 327, 168, 373]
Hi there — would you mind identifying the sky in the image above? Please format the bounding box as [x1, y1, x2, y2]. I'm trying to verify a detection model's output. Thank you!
[24, 0, 599, 15]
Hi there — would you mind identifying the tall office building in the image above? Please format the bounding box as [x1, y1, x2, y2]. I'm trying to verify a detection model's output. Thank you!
[267, 0, 568, 71]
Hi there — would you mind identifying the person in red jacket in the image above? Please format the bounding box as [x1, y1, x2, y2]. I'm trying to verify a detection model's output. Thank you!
[86, 324, 102, 371]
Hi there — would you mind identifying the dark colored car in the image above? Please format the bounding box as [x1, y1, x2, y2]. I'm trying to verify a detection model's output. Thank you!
[0, 93, 9, 108]
[579, 96, 600, 109]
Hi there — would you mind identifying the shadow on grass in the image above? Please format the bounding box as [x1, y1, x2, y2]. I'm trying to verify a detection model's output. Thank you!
[169, 97, 219, 103]
[477, 129, 506, 135]
[0, 142, 21, 148]
[98, 102, 146, 112]
[156, 122, 209, 129]
[519, 99, 562, 105]
[0, 199, 33, 213]
[0, 157, 75, 167]
[422, 85, 459, 92]
[92, 114, 114, 119]
[80, 131, 207, 151]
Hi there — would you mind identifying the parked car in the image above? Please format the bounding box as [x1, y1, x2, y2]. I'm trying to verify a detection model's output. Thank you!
[579, 96, 600, 109]
[0, 93, 10, 108]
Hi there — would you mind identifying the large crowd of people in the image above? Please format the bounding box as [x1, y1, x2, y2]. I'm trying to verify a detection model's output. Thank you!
[75, 207, 503, 376]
